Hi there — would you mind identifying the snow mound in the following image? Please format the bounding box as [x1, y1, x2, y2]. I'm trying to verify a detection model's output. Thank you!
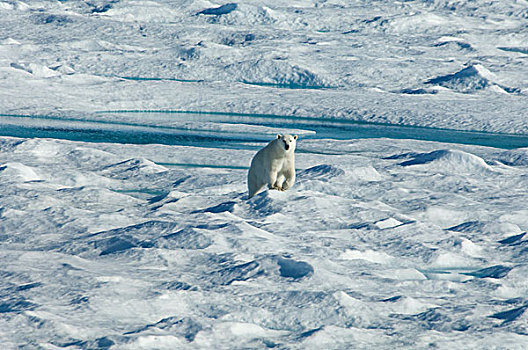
[375, 217, 403, 229]
[15, 138, 64, 159]
[463, 265, 513, 279]
[381, 295, 437, 315]
[65, 39, 153, 54]
[490, 305, 528, 323]
[498, 232, 527, 245]
[0, 162, 40, 182]
[297, 164, 344, 182]
[10, 62, 60, 78]
[498, 46, 528, 55]
[340, 249, 394, 264]
[204, 259, 263, 286]
[32, 13, 73, 26]
[0, 138, 25, 152]
[99, 2, 179, 22]
[247, 190, 286, 216]
[157, 227, 213, 250]
[399, 87, 438, 95]
[228, 59, 327, 88]
[425, 65, 520, 94]
[433, 37, 473, 51]
[497, 149, 528, 166]
[196, 201, 237, 214]
[197, 3, 237, 16]
[124, 316, 202, 342]
[399, 149, 494, 174]
[201, 4, 277, 26]
[298, 164, 381, 184]
[429, 252, 479, 269]
[277, 257, 313, 280]
[99, 158, 167, 179]
[447, 221, 489, 233]
[376, 268, 427, 281]
[66, 147, 118, 168]
[218, 32, 257, 47]
[61, 221, 213, 256]
[1, 38, 21, 45]
[448, 221, 522, 236]
[345, 165, 383, 182]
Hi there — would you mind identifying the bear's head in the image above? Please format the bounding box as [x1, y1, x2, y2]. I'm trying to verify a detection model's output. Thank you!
[277, 134, 297, 152]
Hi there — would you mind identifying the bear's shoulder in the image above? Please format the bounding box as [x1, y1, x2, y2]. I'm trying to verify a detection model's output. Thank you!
[267, 139, 287, 156]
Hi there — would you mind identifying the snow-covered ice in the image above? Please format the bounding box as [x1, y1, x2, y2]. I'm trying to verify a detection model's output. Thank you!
[1, 0, 528, 349]
[2, 136, 528, 349]
[1, 0, 528, 133]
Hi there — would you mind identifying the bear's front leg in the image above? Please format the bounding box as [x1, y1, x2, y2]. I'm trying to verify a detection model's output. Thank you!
[268, 170, 279, 190]
[280, 168, 295, 191]
[271, 174, 285, 191]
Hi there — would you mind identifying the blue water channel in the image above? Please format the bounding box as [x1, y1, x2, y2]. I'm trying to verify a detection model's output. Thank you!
[1, 111, 528, 149]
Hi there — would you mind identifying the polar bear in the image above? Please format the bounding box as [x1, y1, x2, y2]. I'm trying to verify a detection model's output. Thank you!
[247, 134, 297, 199]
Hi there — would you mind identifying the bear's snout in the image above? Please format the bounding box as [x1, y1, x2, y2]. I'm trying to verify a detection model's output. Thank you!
[285, 144, 290, 150]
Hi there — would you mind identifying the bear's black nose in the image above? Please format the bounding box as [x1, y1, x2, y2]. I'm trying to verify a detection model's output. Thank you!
[285, 144, 289, 150]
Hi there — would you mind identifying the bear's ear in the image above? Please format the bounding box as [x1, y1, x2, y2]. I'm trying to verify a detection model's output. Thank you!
[277, 134, 281, 139]
[293, 135, 298, 140]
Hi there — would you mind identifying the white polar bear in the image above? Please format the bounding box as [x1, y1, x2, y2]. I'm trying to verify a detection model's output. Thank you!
[247, 134, 297, 199]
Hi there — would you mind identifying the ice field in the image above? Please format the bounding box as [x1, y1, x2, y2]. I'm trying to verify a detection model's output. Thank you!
[1, 0, 528, 349]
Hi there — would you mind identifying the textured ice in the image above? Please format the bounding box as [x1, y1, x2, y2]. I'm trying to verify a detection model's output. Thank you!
[498, 233, 526, 245]
[1, 135, 526, 348]
[197, 3, 238, 16]
[398, 149, 494, 174]
[1, 0, 528, 133]
[490, 306, 528, 324]
[277, 257, 314, 280]
[464, 265, 513, 279]
[425, 64, 520, 94]
[296, 164, 344, 181]
[1, 0, 528, 348]
[498, 148, 528, 166]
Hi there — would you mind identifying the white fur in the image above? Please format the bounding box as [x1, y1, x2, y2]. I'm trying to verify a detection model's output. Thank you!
[247, 134, 297, 199]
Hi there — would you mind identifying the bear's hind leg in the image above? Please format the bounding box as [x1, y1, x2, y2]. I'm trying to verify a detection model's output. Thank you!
[248, 183, 265, 198]
[248, 168, 266, 198]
